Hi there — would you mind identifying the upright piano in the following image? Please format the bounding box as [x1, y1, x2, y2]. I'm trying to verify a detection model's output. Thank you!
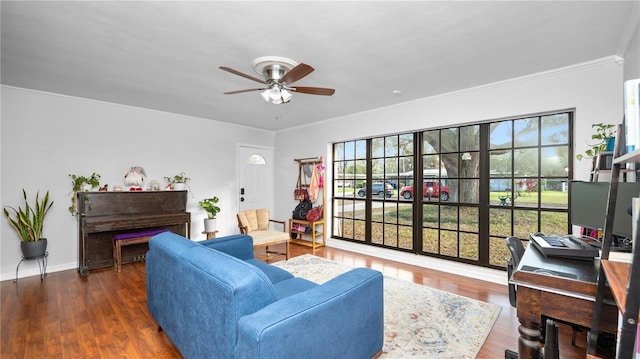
[77, 190, 190, 276]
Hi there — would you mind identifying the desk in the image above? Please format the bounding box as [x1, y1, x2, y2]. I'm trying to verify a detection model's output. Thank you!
[510, 246, 618, 358]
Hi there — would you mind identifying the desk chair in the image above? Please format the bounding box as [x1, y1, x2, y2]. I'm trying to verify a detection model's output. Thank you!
[505, 236, 582, 347]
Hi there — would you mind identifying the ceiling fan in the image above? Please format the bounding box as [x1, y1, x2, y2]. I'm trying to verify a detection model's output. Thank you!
[219, 56, 335, 104]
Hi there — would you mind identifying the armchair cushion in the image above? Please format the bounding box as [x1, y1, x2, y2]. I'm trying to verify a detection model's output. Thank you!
[238, 208, 271, 233]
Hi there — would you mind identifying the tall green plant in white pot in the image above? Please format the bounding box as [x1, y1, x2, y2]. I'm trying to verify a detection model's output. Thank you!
[199, 196, 220, 232]
[3, 189, 54, 259]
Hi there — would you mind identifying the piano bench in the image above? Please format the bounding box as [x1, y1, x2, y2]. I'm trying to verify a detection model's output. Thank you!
[113, 228, 168, 272]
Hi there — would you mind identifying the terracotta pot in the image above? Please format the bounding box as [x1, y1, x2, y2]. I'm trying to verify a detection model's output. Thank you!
[21, 238, 47, 259]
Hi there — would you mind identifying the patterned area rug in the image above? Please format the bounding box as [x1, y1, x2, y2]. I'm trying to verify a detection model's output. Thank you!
[273, 254, 501, 358]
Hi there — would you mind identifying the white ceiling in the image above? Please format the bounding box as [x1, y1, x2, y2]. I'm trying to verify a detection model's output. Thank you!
[1, 1, 637, 131]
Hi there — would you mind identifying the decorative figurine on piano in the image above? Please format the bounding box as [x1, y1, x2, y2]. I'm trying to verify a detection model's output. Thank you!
[124, 166, 146, 191]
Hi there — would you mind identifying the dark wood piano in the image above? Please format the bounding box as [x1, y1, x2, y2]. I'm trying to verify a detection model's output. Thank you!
[77, 191, 190, 276]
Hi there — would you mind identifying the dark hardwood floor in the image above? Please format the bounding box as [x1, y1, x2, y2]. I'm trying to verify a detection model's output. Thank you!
[2, 242, 599, 358]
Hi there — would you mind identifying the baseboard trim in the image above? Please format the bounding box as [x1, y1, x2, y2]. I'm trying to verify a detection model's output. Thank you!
[326, 238, 506, 285]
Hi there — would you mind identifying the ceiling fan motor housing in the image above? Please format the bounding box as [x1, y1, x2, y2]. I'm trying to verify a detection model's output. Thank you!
[252, 56, 298, 83]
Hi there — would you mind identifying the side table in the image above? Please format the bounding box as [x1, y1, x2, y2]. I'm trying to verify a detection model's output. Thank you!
[15, 252, 48, 283]
[203, 230, 219, 240]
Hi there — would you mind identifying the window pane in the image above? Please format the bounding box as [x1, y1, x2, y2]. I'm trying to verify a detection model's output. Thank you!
[460, 125, 479, 151]
[541, 211, 569, 234]
[440, 230, 458, 257]
[345, 141, 355, 160]
[514, 148, 539, 177]
[459, 179, 479, 203]
[399, 134, 413, 156]
[514, 117, 539, 147]
[490, 150, 512, 177]
[441, 205, 458, 230]
[423, 130, 439, 153]
[355, 140, 367, 159]
[441, 128, 459, 152]
[372, 138, 384, 158]
[385, 136, 398, 156]
[490, 208, 512, 237]
[490, 121, 512, 150]
[334, 143, 344, 161]
[541, 114, 569, 145]
[459, 206, 479, 232]
[423, 228, 439, 254]
[513, 210, 538, 238]
[460, 232, 478, 260]
[541, 146, 569, 177]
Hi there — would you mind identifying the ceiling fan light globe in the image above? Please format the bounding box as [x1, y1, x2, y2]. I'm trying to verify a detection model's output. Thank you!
[269, 88, 281, 101]
[260, 89, 271, 102]
[281, 89, 293, 102]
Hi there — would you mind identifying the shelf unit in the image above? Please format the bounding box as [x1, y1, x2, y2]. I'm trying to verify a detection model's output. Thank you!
[591, 151, 635, 182]
[290, 157, 326, 250]
[588, 125, 640, 358]
[289, 218, 326, 250]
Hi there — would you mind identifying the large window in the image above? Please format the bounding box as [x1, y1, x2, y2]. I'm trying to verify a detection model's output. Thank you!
[332, 111, 572, 269]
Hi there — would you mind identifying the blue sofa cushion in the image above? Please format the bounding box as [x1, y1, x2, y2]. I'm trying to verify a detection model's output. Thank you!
[273, 277, 318, 299]
[201, 234, 294, 284]
[246, 258, 295, 284]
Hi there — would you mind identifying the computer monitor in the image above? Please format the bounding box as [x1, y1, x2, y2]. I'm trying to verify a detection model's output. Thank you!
[570, 181, 640, 239]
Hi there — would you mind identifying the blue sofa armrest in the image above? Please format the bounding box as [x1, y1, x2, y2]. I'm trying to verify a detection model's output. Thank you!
[235, 267, 384, 359]
[200, 234, 254, 260]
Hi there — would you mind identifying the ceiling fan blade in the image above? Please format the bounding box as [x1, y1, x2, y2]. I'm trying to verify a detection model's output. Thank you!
[280, 63, 314, 85]
[224, 88, 266, 95]
[291, 86, 335, 96]
[219, 66, 266, 84]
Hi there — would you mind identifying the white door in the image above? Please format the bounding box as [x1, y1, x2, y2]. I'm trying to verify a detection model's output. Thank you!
[237, 145, 274, 212]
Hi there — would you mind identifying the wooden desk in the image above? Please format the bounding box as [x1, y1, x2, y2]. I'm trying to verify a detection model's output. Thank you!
[510, 246, 618, 358]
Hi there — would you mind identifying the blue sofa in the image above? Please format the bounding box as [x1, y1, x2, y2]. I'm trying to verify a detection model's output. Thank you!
[146, 232, 384, 359]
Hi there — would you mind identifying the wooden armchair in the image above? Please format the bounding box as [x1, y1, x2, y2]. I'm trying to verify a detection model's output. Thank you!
[237, 209, 289, 261]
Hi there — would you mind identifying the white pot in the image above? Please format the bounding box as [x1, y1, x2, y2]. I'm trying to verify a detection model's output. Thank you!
[172, 183, 186, 191]
[204, 218, 217, 232]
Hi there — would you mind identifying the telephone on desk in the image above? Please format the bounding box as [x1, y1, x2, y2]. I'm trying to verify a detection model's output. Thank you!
[529, 232, 600, 260]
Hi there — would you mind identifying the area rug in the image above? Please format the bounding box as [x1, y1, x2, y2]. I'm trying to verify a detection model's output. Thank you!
[273, 254, 501, 358]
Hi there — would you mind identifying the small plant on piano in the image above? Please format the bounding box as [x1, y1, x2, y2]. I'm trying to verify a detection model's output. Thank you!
[164, 172, 190, 184]
[68, 172, 101, 215]
[164, 172, 190, 191]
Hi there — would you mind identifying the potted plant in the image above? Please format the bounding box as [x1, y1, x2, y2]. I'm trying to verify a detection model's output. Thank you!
[4, 189, 54, 259]
[576, 123, 616, 161]
[199, 196, 220, 232]
[164, 172, 190, 191]
[68, 172, 101, 215]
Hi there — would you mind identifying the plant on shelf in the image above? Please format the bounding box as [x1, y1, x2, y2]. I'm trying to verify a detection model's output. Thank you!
[199, 196, 220, 232]
[576, 123, 616, 161]
[68, 172, 101, 215]
[4, 189, 54, 258]
[164, 172, 191, 190]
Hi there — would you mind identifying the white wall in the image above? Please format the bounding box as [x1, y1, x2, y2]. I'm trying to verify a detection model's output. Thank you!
[1, 87, 275, 280]
[273, 58, 624, 244]
[0, 57, 628, 281]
